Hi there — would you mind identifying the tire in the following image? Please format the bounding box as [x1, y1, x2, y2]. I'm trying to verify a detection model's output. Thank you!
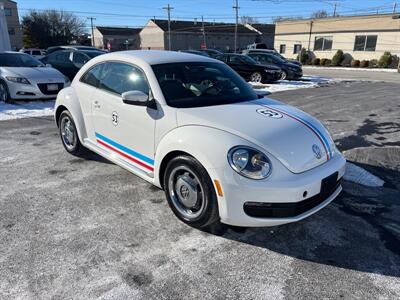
[0, 81, 11, 103]
[163, 155, 220, 228]
[280, 71, 287, 80]
[58, 110, 86, 156]
[250, 72, 263, 83]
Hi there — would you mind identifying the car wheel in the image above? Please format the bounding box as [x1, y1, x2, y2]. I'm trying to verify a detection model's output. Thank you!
[250, 72, 263, 83]
[0, 81, 11, 103]
[280, 71, 287, 80]
[59, 110, 85, 156]
[164, 155, 220, 228]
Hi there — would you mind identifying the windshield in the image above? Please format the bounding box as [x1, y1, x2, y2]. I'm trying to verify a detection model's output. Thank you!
[0, 53, 45, 67]
[152, 62, 257, 108]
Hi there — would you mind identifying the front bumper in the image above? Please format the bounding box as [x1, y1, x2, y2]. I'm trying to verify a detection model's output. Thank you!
[6, 81, 65, 100]
[287, 69, 303, 80]
[210, 152, 346, 227]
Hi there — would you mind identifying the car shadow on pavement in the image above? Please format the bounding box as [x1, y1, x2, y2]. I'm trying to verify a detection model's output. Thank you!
[205, 163, 400, 278]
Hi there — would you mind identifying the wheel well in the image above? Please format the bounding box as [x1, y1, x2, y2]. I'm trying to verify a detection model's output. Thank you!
[158, 150, 192, 189]
[55, 105, 68, 127]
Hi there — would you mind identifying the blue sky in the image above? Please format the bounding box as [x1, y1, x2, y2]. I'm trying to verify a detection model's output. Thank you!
[17, 0, 398, 30]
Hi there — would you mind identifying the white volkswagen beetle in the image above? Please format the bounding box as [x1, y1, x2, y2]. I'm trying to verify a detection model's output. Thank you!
[54, 50, 346, 228]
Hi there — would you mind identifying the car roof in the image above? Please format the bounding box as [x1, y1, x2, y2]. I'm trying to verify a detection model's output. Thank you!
[93, 50, 217, 65]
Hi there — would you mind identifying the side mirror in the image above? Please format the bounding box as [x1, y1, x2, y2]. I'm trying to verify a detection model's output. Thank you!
[45, 63, 52, 68]
[122, 90, 149, 106]
[254, 90, 271, 98]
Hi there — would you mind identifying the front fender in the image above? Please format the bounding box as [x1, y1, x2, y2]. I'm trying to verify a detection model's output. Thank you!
[54, 87, 87, 142]
[153, 125, 253, 187]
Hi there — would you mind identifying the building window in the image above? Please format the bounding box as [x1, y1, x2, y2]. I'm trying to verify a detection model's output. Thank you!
[314, 36, 333, 51]
[8, 27, 15, 35]
[293, 44, 302, 54]
[279, 44, 286, 54]
[4, 8, 12, 16]
[354, 35, 377, 51]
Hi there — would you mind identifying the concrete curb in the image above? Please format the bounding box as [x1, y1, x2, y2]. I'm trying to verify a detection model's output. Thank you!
[303, 66, 398, 73]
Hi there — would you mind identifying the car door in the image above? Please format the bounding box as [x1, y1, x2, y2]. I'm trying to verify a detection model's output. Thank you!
[91, 62, 156, 174]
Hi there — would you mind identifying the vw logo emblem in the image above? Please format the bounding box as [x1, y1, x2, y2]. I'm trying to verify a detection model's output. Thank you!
[180, 185, 190, 199]
[312, 144, 322, 159]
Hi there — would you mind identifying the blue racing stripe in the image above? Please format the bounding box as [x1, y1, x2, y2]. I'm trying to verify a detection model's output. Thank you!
[95, 132, 154, 165]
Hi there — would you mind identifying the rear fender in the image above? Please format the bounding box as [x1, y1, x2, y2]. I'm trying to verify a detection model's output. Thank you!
[54, 87, 87, 142]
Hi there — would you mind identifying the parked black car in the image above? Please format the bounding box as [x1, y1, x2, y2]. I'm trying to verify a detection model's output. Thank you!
[179, 50, 210, 57]
[215, 53, 281, 83]
[198, 49, 223, 58]
[46, 45, 105, 54]
[243, 49, 302, 67]
[246, 52, 302, 80]
[41, 49, 105, 80]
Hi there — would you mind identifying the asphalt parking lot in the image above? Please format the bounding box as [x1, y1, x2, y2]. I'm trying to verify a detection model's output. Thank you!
[1, 81, 399, 299]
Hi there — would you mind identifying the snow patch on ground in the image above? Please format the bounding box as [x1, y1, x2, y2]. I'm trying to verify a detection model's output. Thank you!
[0, 100, 55, 121]
[251, 75, 339, 93]
[343, 162, 385, 187]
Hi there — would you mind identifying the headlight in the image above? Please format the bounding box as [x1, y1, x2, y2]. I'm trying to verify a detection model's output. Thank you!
[228, 146, 272, 180]
[6, 76, 30, 84]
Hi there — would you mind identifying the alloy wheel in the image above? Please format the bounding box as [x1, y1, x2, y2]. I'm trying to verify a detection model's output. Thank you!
[60, 116, 77, 151]
[250, 72, 262, 83]
[168, 165, 206, 220]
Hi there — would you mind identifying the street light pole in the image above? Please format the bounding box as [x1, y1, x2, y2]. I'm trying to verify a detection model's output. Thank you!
[201, 15, 206, 48]
[233, 0, 239, 53]
[163, 4, 174, 50]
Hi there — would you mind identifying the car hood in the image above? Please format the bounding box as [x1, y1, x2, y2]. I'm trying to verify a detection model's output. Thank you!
[288, 59, 301, 66]
[286, 62, 301, 69]
[177, 98, 335, 173]
[1, 67, 65, 82]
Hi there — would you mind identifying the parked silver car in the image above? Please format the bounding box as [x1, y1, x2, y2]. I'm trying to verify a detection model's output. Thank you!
[0, 52, 69, 103]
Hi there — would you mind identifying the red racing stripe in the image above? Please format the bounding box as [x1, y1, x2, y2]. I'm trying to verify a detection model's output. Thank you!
[97, 139, 154, 172]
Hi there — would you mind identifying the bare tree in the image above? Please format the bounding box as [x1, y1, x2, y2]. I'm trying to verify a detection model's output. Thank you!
[240, 16, 259, 24]
[22, 10, 86, 48]
[311, 10, 328, 19]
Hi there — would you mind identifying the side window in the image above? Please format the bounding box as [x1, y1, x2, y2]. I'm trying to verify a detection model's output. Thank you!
[32, 50, 41, 56]
[49, 51, 70, 63]
[99, 62, 149, 96]
[23, 50, 30, 54]
[215, 55, 227, 63]
[80, 63, 104, 87]
[229, 56, 243, 64]
[73, 52, 89, 64]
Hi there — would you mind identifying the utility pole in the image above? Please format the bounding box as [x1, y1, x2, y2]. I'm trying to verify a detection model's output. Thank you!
[163, 4, 173, 50]
[87, 17, 96, 47]
[333, 2, 337, 17]
[307, 20, 313, 51]
[201, 15, 206, 48]
[233, 0, 239, 53]
[393, 1, 397, 13]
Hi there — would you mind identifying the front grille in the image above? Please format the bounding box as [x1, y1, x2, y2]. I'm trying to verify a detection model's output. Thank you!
[37, 83, 64, 95]
[244, 172, 341, 218]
